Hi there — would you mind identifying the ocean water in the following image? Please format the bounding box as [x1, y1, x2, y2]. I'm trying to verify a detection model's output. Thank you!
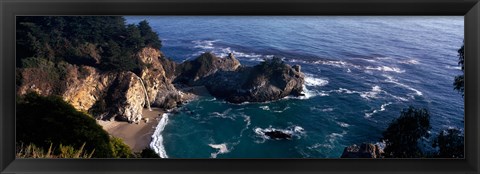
[126, 16, 464, 158]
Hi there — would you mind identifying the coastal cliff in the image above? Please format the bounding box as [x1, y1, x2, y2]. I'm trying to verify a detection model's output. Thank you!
[17, 47, 182, 123]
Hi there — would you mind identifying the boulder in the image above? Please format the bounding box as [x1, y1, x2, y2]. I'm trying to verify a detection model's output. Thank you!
[341, 143, 384, 158]
[202, 57, 305, 103]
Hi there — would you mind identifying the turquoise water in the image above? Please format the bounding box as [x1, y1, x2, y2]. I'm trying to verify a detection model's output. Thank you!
[126, 16, 464, 158]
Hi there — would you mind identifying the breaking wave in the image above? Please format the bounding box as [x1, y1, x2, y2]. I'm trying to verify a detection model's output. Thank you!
[208, 143, 230, 158]
[364, 102, 392, 118]
[254, 125, 305, 142]
[150, 113, 170, 158]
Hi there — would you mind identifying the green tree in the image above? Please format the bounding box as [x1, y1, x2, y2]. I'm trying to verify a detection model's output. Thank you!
[433, 128, 464, 158]
[382, 106, 431, 158]
[138, 20, 162, 49]
[454, 42, 464, 96]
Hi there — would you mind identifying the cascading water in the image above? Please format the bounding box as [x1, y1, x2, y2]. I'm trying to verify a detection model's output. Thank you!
[137, 76, 152, 111]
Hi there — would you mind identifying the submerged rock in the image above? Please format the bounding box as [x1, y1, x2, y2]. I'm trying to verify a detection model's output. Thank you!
[264, 130, 293, 140]
[340, 143, 384, 158]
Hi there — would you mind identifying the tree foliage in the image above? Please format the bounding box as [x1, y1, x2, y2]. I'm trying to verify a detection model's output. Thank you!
[382, 106, 431, 158]
[454, 42, 464, 96]
[16, 17, 162, 72]
[433, 128, 464, 158]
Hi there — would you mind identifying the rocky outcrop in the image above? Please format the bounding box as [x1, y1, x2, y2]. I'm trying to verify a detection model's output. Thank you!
[264, 130, 293, 140]
[106, 72, 146, 122]
[175, 52, 241, 85]
[17, 47, 187, 123]
[340, 143, 384, 158]
[200, 57, 304, 103]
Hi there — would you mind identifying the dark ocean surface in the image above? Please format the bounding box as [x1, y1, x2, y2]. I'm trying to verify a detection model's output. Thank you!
[126, 16, 464, 158]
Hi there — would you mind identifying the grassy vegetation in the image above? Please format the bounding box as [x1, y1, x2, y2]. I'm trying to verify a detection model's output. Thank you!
[16, 143, 94, 158]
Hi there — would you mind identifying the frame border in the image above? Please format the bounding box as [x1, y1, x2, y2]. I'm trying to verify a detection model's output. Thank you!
[1, 0, 479, 173]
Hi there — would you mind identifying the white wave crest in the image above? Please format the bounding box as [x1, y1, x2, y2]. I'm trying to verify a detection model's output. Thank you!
[208, 143, 230, 158]
[364, 102, 392, 118]
[400, 59, 420, 65]
[150, 113, 170, 158]
[445, 65, 461, 70]
[254, 125, 305, 141]
[337, 122, 350, 128]
[192, 40, 219, 49]
[365, 66, 405, 73]
[259, 106, 270, 111]
[304, 74, 329, 87]
[383, 75, 423, 96]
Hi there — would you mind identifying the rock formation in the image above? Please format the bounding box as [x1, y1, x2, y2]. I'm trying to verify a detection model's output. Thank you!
[17, 47, 184, 123]
[17, 47, 305, 123]
[340, 143, 384, 158]
[195, 56, 305, 103]
[264, 130, 293, 140]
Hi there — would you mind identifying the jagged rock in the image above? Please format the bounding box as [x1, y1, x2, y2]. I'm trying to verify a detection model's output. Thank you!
[175, 52, 241, 85]
[202, 57, 305, 103]
[107, 72, 146, 123]
[264, 130, 292, 140]
[341, 143, 384, 158]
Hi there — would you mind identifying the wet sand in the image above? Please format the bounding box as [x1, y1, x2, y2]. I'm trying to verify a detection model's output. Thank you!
[97, 108, 163, 152]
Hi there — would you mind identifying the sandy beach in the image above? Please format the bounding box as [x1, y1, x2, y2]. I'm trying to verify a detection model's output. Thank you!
[97, 108, 163, 152]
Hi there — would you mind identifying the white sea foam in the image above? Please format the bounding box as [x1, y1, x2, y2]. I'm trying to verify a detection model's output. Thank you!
[445, 65, 462, 70]
[254, 125, 305, 141]
[209, 108, 234, 120]
[322, 108, 334, 112]
[150, 113, 170, 158]
[192, 40, 219, 49]
[364, 102, 392, 118]
[337, 122, 350, 128]
[326, 131, 347, 143]
[208, 143, 230, 158]
[328, 85, 382, 100]
[365, 66, 405, 73]
[383, 75, 423, 96]
[400, 59, 420, 65]
[304, 74, 329, 87]
[359, 85, 382, 100]
[273, 106, 290, 113]
[259, 106, 270, 111]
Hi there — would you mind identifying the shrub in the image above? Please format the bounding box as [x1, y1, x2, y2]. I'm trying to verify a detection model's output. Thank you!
[433, 128, 464, 158]
[16, 142, 94, 158]
[16, 92, 114, 157]
[381, 106, 431, 158]
[110, 137, 133, 158]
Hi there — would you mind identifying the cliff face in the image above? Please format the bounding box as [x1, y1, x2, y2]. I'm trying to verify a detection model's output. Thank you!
[17, 47, 182, 123]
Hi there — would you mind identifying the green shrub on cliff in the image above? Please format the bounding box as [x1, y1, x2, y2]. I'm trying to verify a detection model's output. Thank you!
[381, 106, 431, 158]
[16, 92, 133, 158]
[110, 137, 133, 158]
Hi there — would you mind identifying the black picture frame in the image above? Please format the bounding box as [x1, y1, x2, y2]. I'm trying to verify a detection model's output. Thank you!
[1, 0, 479, 173]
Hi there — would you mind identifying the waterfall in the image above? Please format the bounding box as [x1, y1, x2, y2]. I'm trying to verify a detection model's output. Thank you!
[137, 76, 152, 111]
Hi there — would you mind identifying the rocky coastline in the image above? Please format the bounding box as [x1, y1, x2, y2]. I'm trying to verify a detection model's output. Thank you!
[17, 46, 305, 152]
